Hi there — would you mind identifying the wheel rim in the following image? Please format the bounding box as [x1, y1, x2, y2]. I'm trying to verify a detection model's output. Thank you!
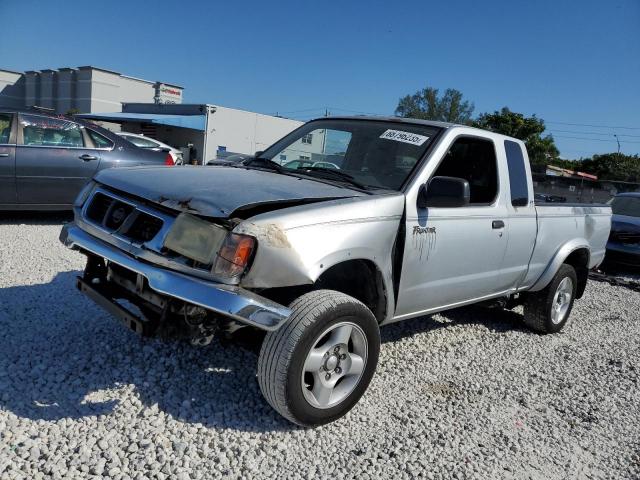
[301, 321, 368, 410]
[551, 277, 573, 324]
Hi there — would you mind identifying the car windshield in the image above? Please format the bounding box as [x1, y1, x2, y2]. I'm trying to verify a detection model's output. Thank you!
[610, 196, 640, 217]
[259, 119, 440, 190]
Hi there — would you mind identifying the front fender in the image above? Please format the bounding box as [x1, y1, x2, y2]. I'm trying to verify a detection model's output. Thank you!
[529, 238, 590, 291]
[234, 196, 404, 319]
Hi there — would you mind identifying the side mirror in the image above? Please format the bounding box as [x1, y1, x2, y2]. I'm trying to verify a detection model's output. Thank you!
[418, 176, 470, 208]
[255, 150, 263, 157]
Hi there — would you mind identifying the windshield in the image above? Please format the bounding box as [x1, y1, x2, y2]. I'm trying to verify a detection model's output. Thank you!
[260, 119, 440, 190]
[610, 196, 640, 217]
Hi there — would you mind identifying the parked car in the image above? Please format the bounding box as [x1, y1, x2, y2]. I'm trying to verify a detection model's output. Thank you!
[604, 192, 640, 267]
[116, 132, 183, 164]
[283, 159, 340, 170]
[206, 153, 253, 166]
[60, 116, 611, 426]
[535, 193, 567, 203]
[0, 108, 174, 210]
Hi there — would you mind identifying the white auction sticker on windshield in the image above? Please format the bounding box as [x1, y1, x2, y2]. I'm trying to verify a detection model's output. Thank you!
[379, 129, 429, 146]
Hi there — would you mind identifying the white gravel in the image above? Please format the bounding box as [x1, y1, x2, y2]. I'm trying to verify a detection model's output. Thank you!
[1, 214, 639, 480]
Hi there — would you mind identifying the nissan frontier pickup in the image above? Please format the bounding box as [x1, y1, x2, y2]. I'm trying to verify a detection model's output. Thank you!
[60, 117, 611, 426]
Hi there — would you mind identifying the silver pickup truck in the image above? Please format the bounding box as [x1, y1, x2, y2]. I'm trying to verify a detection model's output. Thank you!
[60, 117, 611, 426]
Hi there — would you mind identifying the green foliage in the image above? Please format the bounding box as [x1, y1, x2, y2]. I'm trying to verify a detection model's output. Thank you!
[579, 153, 640, 182]
[65, 108, 80, 116]
[394, 86, 639, 183]
[472, 107, 559, 165]
[395, 87, 475, 124]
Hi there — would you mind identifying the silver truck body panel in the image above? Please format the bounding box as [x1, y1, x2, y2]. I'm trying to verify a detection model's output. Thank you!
[236, 194, 405, 322]
[525, 205, 610, 291]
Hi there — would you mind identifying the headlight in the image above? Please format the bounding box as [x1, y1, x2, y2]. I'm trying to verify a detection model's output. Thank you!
[74, 181, 96, 207]
[163, 213, 256, 279]
[164, 213, 228, 265]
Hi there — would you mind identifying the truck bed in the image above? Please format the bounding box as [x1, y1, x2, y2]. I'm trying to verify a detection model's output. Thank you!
[521, 204, 612, 289]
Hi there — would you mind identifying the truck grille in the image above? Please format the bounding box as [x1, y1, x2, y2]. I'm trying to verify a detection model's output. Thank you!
[85, 191, 164, 243]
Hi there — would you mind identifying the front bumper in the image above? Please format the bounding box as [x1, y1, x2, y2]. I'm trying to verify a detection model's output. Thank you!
[60, 223, 291, 330]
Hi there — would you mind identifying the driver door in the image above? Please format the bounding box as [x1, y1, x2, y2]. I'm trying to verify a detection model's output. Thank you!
[394, 135, 510, 319]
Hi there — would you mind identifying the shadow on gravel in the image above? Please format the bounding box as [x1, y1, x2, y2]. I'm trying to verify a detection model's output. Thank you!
[381, 306, 528, 344]
[0, 211, 73, 225]
[0, 270, 526, 433]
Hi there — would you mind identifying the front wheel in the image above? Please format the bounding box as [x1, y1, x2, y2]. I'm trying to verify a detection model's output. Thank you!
[523, 264, 577, 333]
[257, 290, 380, 426]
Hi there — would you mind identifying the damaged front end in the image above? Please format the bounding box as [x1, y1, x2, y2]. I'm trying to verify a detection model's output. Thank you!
[61, 184, 292, 343]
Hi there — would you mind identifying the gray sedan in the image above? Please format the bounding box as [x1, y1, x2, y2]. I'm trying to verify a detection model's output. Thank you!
[0, 109, 173, 210]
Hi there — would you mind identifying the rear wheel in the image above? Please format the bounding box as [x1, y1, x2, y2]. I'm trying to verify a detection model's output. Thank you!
[257, 290, 380, 426]
[523, 264, 577, 333]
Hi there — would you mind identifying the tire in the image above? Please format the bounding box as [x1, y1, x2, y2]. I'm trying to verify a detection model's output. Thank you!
[257, 290, 380, 427]
[523, 264, 578, 333]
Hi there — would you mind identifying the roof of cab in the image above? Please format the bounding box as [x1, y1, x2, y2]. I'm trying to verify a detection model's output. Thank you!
[309, 115, 457, 129]
[311, 115, 525, 144]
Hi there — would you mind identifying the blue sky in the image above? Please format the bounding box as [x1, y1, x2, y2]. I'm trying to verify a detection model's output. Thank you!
[2, 0, 639, 158]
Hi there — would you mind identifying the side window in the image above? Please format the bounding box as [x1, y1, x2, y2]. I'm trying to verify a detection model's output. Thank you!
[0, 113, 12, 144]
[20, 114, 84, 148]
[127, 136, 158, 148]
[504, 140, 529, 206]
[87, 129, 114, 149]
[433, 136, 498, 205]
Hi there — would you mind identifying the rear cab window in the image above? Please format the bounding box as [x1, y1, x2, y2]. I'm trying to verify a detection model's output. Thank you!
[504, 140, 530, 207]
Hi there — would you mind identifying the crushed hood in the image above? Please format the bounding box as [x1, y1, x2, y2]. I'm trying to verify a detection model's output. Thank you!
[94, 165, 366, 218]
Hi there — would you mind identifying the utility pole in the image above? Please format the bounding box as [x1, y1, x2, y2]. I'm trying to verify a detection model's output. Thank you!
[614, 134, 621, 155]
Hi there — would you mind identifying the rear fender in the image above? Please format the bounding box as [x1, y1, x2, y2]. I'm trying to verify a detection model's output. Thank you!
[530, 238, 590, 292]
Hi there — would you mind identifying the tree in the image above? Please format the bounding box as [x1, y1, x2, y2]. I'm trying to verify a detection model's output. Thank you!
[473, 107, 559, 165]
[395, 87, 475, 124]
[579, 153, 640, 182]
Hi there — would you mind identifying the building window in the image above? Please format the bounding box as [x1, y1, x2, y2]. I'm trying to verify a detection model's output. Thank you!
[218, 145, 227, 152]
[299, 155, 311, 161]
[301, 134, 313, 144]
[280, 154, 287, 161]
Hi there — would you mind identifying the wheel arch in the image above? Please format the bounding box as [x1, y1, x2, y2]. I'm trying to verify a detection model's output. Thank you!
[530, 240, 590, 299]
[314, 258, 390, 323]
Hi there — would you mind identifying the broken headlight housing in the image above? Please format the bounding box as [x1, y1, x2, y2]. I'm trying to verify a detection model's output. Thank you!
[163, 213, 256, 280]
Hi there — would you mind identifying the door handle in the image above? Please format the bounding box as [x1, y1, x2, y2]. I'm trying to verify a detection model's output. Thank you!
[79, 154, 98, 161]
[492, 220, 505, 229]
[0, 153, 9, 157]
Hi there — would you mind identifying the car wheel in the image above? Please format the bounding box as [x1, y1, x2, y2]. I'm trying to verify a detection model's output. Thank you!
[257, 290, 380, 427]
[523, 264, 578, 333]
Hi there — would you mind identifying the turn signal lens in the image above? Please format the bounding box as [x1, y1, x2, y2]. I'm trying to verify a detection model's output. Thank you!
[164, 153, 174, 166]
[212, 233, 256, 279]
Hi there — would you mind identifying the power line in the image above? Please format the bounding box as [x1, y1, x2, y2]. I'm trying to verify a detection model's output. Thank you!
[545, 120, 640, 130]
[547, 129, 640, 139]
[552, 134, 640, 144]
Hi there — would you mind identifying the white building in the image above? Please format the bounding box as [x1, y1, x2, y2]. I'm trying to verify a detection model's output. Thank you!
[79, 103, 302, 164]
[0, 66, 183, 114]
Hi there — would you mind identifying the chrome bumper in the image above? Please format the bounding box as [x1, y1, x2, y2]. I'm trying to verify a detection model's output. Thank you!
[60, 223, 291, 330]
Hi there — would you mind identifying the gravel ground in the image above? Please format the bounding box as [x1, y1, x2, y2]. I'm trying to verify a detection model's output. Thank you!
[0, 214, 639, 480]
